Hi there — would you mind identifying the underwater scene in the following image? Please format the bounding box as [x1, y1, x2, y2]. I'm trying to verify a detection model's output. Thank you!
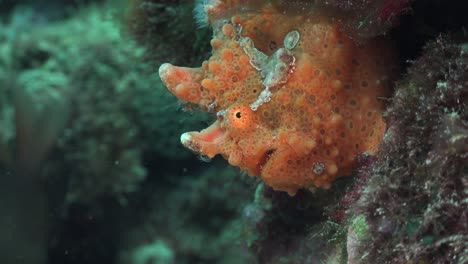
[0, 0, 467, 263]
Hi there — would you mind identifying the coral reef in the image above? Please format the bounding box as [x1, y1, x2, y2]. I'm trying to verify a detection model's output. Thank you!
[159, 0, 398, 195]
[193, 0, 412, 39]
[13, 6, 150, 203]
[318, 0, 413, 39]
[351, 35, 468, 263]
[117, 165, 257, 264]
[0, 4, 216, 262]
[119, 239, 175, 264]
[125, 0, 211, 66]
[0, 4, 213, 204]
[240, 181, 352, 264]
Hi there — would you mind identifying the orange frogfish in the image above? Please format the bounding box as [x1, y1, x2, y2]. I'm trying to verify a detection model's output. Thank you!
[159, 0, 396, 195]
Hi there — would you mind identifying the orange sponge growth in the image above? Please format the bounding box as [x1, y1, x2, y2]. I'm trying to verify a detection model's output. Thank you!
[159, 1, 397, 195]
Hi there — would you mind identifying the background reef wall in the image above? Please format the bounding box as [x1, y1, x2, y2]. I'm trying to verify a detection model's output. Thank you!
[352, 35, 468, 263]
[0, 0, 254, 263]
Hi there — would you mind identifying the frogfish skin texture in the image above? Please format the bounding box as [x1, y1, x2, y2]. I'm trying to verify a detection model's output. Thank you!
[159, 0, 397, 195]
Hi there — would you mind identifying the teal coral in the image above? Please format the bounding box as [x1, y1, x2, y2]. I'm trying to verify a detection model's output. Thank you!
[350, 215, 369, 241]
[0, 4, 211, 203]
[118, 165, 256, 264]
[119, 239, 175, 264]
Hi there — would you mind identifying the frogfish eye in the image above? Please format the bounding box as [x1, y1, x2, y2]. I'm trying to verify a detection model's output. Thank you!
[228, 105, 253, 129]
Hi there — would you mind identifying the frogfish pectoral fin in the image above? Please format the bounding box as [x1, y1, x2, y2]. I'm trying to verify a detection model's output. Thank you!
[159, 63, 204, 104]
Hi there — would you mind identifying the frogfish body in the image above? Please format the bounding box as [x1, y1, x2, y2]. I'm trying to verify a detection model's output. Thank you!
[159, 0, 396, 195]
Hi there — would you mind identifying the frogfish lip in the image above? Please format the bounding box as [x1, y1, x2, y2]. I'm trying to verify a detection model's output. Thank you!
[253, 149, 276, 176]
[180, 121, 226, 158]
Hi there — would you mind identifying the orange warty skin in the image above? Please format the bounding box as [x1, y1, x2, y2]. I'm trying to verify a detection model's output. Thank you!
[159, 3, 396, 195]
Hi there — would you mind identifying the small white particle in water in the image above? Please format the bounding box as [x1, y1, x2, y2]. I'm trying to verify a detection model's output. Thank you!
[437, 81, 448, 88]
